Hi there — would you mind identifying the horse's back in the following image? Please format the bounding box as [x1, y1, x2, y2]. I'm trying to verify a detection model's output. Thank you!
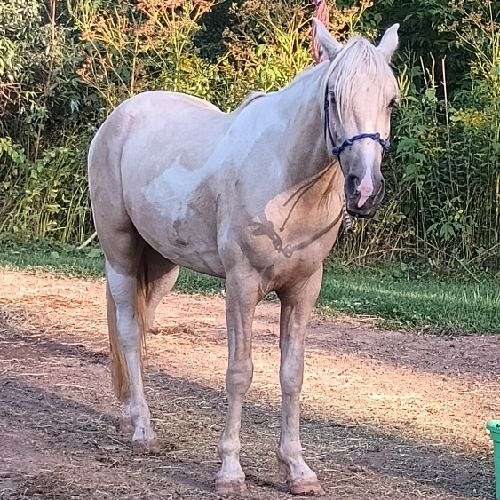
[89, 89, 230, 208]
[88, 90, 231, 276]
[119, 90, 229, 177]
[89, 90, 226, 171]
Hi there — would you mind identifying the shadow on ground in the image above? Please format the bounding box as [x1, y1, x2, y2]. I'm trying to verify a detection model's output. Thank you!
[0, 322, 493, 499]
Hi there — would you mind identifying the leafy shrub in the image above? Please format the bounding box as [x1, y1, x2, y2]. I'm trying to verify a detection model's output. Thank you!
[0, 0, 497, 270]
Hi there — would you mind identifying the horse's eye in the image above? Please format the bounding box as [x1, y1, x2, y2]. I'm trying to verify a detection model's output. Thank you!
[388, 97, 397, 109]
[329, 92, 336, 105]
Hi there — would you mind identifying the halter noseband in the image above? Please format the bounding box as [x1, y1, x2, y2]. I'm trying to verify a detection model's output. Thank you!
[323, 84, 391, 159]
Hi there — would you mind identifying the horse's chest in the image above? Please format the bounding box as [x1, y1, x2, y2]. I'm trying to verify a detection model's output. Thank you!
[237, 168, 345, 284]
[241, 202, 343, 286]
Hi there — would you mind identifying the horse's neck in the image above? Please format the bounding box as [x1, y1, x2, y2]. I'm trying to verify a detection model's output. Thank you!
[271, 62, 331, 186]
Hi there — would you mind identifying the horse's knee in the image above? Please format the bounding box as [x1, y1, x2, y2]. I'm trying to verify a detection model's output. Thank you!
[226, 358, 253, 395]
[280, 365, 304, 397]
[281, 381, 302, 398]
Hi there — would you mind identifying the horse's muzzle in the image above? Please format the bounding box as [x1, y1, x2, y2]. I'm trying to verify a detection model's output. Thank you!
[345, 178, 385, 218]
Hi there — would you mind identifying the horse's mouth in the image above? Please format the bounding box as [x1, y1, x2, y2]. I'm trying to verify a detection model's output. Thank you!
[346, 206, 376, 219]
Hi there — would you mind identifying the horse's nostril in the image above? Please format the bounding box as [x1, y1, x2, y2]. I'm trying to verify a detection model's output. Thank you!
[346, 175, 360, 196]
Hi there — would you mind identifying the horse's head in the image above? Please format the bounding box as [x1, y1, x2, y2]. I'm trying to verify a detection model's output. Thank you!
[313, 19, 400, 218]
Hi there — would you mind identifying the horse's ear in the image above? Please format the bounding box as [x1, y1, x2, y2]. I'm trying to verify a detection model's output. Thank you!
[377, 23, 400, 62]
[312, 18, 343, 61]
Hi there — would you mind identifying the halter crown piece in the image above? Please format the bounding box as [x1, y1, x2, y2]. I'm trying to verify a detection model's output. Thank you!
[323, 84, 391, 160]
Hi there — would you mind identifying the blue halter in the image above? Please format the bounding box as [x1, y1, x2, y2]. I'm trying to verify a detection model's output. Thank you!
[330, 132, 391, 157]
[324, 85, 391, 159]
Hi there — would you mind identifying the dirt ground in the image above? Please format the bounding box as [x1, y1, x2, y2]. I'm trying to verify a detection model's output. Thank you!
[0, 269, 498, 499]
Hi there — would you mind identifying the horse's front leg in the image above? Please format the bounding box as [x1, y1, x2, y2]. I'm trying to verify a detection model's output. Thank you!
[216, 267, 260, 495]
[277, 267, 324, 496]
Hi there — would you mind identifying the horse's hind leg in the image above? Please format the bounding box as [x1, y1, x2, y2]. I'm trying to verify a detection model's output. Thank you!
[120, 250, 179, 437]
[105, 235, 178, 451]
[142, 245, 179, 331]
[104, 232, 155, 451]
[117, 247, 178, 436]
[88, 109, 177, 451]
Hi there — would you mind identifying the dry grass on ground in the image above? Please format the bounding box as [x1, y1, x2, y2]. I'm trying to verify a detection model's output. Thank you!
[0, 269, 498, 499]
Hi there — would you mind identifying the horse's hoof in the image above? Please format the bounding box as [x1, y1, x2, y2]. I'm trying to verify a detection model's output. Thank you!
[131, 436, 159, 454]
[215, 478, 247, 496]
[288, 479, 325, 496]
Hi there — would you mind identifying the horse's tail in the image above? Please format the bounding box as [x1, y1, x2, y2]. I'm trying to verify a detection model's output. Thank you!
[106, 254, 149, 402]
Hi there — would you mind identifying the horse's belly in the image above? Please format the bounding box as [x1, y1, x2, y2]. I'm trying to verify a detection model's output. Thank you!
[125, 176, 225, 277]
[153, 237, 224, 279]
[131, 204, 224, 277]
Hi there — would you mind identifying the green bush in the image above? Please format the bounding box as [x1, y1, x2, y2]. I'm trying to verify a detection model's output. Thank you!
[338, 0, 498, 268]
[0, 0, 497, 270]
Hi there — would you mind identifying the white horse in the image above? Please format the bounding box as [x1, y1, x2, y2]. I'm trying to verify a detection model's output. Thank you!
[88, 19, 399, 495]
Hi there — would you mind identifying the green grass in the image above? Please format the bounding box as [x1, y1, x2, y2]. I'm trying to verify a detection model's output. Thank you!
[0, 241, 105, 278]
[0, 240, 498, 334]
[319, 262, 499, 334]
[0, 240, 223, 294]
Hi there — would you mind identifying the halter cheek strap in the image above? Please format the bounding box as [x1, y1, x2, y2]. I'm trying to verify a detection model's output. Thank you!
[323, 85, 391, 159]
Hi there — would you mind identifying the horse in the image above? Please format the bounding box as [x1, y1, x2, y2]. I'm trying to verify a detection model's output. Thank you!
[88, 18, 400, 496]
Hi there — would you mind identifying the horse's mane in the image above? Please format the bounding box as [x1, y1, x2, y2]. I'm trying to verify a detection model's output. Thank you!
[230, 36, 397, 118]
[330, 37, 398, 120]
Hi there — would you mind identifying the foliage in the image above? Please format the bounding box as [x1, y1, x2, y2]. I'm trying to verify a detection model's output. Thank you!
[0, 0, 498, 269]
[338, 0, 498, 269]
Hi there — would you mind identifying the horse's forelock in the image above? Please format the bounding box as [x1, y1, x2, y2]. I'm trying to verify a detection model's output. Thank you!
[330, 37, 397, 119]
